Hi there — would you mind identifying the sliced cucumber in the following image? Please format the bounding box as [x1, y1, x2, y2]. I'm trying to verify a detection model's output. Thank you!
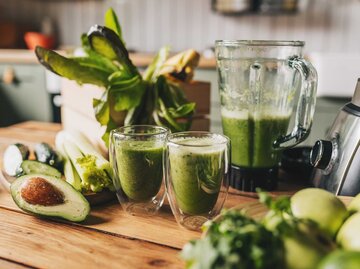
[3, 143, 30, 176]
[20, 160, 62, 178]
[34, 142, 63, 171]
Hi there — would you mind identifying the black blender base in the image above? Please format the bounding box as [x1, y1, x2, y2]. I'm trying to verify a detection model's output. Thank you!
[230, 165, 278, 192]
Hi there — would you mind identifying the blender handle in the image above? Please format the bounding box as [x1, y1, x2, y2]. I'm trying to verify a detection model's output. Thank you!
[274, 56, 318, 149]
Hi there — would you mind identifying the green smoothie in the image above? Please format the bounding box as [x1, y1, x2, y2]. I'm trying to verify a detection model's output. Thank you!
[169, 138, 226, 215]
[222, 110, 290, 168]
[115, 141, 164, 202]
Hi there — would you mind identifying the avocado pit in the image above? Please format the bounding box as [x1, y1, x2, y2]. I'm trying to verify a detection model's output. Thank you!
[20, 177, 64, 206]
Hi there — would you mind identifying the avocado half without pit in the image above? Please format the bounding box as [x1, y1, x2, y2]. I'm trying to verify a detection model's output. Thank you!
[11, 174, 90, 222]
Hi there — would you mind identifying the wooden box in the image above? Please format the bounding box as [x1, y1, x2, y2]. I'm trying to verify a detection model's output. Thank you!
[61, 79, 210, 149]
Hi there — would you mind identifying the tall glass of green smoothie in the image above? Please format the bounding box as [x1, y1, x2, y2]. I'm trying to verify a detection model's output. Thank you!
[215, 40, 318, 191]
[110, 125, 169, 216]
[165, 132, 230, 231]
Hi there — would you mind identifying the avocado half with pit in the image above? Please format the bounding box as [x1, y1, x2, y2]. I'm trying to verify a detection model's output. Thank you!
[11, 174, 90, 222]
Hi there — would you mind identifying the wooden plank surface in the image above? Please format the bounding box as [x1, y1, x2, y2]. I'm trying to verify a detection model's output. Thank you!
[0, 121, 307, 268]
[0, 258, 31, 269]
[0, 121, 257, 252]
[0, 208, 183, 269]
[0, 185, 255, 249]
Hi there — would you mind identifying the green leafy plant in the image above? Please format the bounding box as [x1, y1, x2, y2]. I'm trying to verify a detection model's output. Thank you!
[36, 8, 198, 145]
[182, 191, 337, 269]
[181, 210, 285, 269]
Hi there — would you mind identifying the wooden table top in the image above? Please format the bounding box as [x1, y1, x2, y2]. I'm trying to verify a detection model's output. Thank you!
[0, 121, 300, 269]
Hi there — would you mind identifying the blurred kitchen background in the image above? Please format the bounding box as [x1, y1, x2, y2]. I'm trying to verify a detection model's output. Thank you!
[1, 0, 359, 145]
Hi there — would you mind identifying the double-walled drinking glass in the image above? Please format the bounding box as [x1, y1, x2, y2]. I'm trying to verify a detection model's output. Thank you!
[110, 125, 169, 216]
[165, 132, 230, 231]
[215, 40, 318, 191]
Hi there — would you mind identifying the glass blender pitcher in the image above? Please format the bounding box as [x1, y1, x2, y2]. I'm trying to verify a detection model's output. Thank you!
[215, 40, 317, 191]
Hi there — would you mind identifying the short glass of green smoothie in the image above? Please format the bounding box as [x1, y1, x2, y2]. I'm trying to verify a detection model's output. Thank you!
[109, 125, 169, 216]
[165, 131, 230, 231]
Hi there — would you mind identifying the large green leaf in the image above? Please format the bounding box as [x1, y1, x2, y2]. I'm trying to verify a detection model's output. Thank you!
[101, 118, 118, 147]
[168, 103, 196, 118]
[109, 72, 140, 86]
[143, 46, 170, 82]
[73, 56, 118, 74]
[124, 82, 156, 126]
[87, 25, 139, 78]
[35, 46, 110, 87]
[109, 77, 145, 111]
[104, 8, 125, 45]
[93, 90, 109, 125]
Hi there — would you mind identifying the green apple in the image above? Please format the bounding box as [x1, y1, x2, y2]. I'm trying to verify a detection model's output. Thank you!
[337, 213, 360, 250]
[348, 193, 360, 213]
[291, 188, 348, 237]
[283, 222, 335, 269]
[318, 250, 360, 269]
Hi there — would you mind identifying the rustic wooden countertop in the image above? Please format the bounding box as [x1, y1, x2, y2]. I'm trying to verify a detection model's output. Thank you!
[0, 121, 301, 269]
[0, 49, 216, 69]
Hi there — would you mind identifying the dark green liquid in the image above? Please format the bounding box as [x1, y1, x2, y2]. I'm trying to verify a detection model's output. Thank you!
[116, 141, 163, 202]
[169, 139, 225, 215]
[222, 113, 290, 168]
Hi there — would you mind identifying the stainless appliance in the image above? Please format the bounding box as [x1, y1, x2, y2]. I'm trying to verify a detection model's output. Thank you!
[311, 79, 360, 196]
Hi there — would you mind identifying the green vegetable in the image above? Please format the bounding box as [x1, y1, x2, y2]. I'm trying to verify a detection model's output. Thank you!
[55, 132, 82, 191]
[143, 46, 170, 82]
[56, 131, 113, 193]
[35, 47, 110, 87]
[35, 8, 197, 145]
[67, 131, 113, 179]
[11, 174, 90, 222]
[181, 210, 285, 269]
[34, 142, 63, 171]
[318, 250, 360, 269]
[88, 25, 139, 79]
[258, 191, 336, 269]
[3, 143, 30, 176]
[182, 191, 338, 269]
[104, 7, 124, 45]
[19, 160, 62, 178]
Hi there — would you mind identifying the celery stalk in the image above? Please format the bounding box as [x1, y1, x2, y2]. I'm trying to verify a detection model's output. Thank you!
[61, 131, 114, 192]
[67, 131, 113, 179]
[55, 131, 82, 191]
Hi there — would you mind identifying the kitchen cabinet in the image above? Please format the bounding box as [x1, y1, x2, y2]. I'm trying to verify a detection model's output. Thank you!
[0, 63, 52, 127]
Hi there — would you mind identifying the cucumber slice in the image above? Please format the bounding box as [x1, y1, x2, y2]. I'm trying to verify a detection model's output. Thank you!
[20, 160, 62, 178]
[3, 143, 30, 176]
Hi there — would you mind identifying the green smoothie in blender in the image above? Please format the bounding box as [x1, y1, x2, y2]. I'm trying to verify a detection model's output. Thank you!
[221, 109, 291, 169]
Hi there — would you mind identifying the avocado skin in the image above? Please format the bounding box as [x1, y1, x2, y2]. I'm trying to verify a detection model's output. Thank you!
[11, 174, 90, 222]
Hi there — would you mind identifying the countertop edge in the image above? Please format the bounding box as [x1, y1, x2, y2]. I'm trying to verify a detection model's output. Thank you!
[0, 49, 216, 69]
